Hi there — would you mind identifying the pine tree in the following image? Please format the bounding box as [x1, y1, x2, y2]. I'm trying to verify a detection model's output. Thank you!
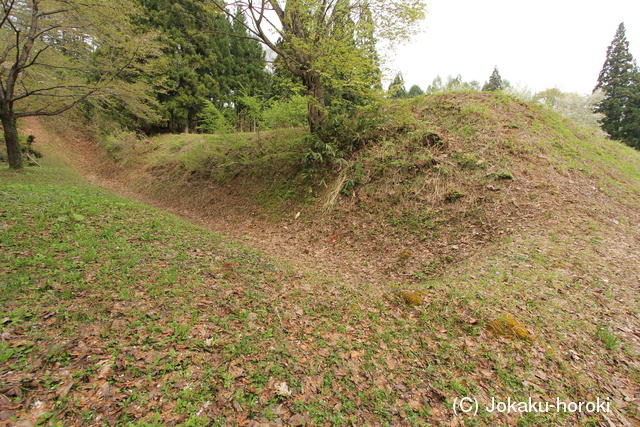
[483, 66, 504, 92]
[229, 7, 269, 98]
[594, 22, 640, 146]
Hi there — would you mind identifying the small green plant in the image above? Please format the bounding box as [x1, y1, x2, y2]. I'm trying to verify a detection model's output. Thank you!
[596, 324, 620, 350]
[490, 171, 514, 180]
[444, 191, 465, 202]
[453, 151, 485, 169]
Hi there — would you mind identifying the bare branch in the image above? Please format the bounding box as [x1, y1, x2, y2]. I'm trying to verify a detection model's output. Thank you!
[0, 0, 16, 32]
[15, 88, 98, 118]
[12, 84, 97, 102]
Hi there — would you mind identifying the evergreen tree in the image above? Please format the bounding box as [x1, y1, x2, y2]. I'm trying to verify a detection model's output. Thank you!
[136, 1, 270, 133]
[594, 22, 640, 146]
[618, 84, 640, 149]
[136, 0, 234, 132]
[228, 7, 270, 130]
[483, 66, 504, 92]
[353, 5, 383, 94]
[388, 72, 408, 98]
[229, 8, 269, 97]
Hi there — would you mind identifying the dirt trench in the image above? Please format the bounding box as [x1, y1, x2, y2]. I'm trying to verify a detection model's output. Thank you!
[23, 117, 399, 291]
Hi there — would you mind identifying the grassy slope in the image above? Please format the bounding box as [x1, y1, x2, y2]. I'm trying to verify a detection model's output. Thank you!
[1, 93, 639, 426]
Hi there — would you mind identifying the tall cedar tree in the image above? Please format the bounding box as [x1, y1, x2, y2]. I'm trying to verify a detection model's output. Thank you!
[595, 22, 640, 148]
[483, 66, 504, 92]
[137, 0, 268, 133]
[619, 85, 640, 149]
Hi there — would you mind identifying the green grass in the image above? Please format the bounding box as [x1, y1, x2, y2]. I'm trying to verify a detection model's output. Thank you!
[2, 92, 639, 425]
[3, 171, 610, 426]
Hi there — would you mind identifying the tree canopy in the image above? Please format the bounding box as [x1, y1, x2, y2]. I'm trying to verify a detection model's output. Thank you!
[0, 0, 158, 169]
[135, 0, 269, 133]
[388, 72, 408, 98]
[213, 0, 427, 133]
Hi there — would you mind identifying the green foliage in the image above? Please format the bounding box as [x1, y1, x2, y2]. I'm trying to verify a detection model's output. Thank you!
[595, 22, 640, 148]
[197, 101, 232, 134]
[0, 0, 159, 169]
[136, 1, 268, 133]
[305, 103, 389, 164]
[426, 75, 481, 94]
[216, 0, 425, 132]
[101, 128, 148, 162]
[408, 84, 425, 98]
[482, 66, 506, 92]
[619, 84, 640, 149]
[388, 72, 408, 99]
[261, 95, 310, 129]
[236, 95, 264, 132]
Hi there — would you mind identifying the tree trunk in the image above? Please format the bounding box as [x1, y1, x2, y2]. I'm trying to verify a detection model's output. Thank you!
[2, 110, 22, 170]
[302, 70, 326, 134]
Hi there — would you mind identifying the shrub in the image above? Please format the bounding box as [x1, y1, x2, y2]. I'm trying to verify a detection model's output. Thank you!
[197, 101, 232, 134]
[261, 95, 309, 129]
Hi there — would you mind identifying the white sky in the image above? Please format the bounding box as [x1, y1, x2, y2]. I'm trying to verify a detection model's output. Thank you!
[390, 0, 640, 95]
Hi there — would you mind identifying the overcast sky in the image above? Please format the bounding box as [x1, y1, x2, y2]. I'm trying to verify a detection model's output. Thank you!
[390, 0, 640, 95]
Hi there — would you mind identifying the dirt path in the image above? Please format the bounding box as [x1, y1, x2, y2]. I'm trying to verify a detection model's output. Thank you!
[23, 117, 391, 290]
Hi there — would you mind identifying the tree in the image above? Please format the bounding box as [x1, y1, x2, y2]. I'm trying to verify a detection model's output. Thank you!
[408, 84, 424, 97]
[426, 75, 480, 94]
[483, 66, 504, 92]
[0, 0, 156, 170]
[136, 0, 235, 133]
[536, 88, 606, 134]
[618, 83, 640, 149]
[594, 22, 640, 146]
[228, 7, 270, 131]
[388, 72, 407, 98]
[213, 0, 426, 133]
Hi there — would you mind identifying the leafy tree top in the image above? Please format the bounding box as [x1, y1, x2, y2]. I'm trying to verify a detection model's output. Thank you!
[211, 0, 427, 132]
[408, 84, 424, 97]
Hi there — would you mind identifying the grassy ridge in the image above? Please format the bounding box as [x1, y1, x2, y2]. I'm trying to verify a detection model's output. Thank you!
[1, 93, 639, 426]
